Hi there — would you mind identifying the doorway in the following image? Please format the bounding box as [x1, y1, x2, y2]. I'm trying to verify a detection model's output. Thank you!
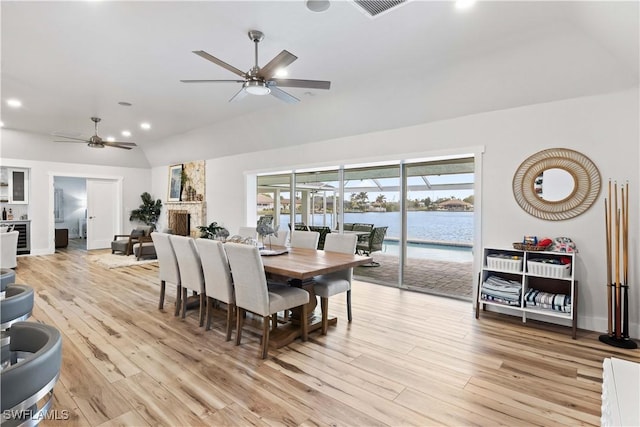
[50, 174, 122, 252]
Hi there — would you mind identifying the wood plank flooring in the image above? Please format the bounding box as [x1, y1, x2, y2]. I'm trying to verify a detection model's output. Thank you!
[11, 245, 640, 426]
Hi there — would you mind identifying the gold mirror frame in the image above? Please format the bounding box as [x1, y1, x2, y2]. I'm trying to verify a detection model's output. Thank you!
[513, 148, 601, 221]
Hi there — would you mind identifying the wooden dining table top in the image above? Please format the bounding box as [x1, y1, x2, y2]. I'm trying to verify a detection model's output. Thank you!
[260, 246, 372, 280]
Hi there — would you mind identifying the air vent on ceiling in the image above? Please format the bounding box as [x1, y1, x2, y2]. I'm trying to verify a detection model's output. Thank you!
[351, 0, 407, 18]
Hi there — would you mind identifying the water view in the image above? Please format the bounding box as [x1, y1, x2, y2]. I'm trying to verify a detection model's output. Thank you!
[279, 211, 474, 243]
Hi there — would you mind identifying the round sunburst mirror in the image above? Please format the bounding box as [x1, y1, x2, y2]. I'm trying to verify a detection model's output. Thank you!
[513, 148, 601, 221]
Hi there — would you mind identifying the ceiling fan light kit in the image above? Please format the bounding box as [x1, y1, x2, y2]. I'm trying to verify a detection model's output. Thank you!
[181, 30, 331, 103]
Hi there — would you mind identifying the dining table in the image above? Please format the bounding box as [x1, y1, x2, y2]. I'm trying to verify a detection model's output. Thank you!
[260, 245, 371, 347]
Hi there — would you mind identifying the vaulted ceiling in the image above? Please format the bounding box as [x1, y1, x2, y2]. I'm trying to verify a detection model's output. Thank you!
[1, 1, 638, 167]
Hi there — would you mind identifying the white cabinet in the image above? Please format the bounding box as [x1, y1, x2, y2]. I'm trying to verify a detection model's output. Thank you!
[1, 167, 29, 204]
[476, 247, 577, 338]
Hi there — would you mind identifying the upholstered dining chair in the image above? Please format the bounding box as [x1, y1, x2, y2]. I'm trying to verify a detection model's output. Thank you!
[1, 322, 62, 427]
[237, 227, 257, 239]
[313, 233, 358, 334]
[264, 228, 289, 247]
[195, 238, 235, 341]
[151, 232, 181, 315]
[223, 242, 309, 359]
[169, 235, 206, 327]
[290, 230, 320, 249]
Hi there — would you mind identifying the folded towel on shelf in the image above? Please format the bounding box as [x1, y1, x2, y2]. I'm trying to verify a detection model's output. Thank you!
[524, 288, 571, 312]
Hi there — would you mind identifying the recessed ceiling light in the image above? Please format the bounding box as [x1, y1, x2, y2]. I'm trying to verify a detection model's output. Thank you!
[6, 99, 22, 108]
[275, 69, 288, 77]
[455, 0, 476, 10]
[106, 136, 115, 142]
[118, 101, 132, 107]
[121, 130, 131, 137]
[140, 122, 151, 130]
[306, 0, 330, 12]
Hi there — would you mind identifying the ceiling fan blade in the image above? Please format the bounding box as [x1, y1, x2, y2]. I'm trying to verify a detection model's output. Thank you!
[259, 50, 298, 79]
[192, 50, 246, 78]
[54, 139, 89, 143]
[103, 142, 134, 150]
[181, 79, 246, 83]
[271, 78, 331, 90]
[53, 135, 90, 142]
[269, 86, 299, 104]
[104, 141, 137, 146]
[228, 87, 249, 103]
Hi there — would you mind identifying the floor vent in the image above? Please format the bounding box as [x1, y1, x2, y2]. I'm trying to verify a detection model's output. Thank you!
[352, 0, 407, 18]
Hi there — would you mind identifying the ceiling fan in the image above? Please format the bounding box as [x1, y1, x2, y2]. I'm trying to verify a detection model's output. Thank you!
[181, 30, 331, 103]
[53, 117, 137, 150]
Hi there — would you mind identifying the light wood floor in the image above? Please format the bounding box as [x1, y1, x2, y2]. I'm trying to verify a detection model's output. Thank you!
[13, 245, 639, 426]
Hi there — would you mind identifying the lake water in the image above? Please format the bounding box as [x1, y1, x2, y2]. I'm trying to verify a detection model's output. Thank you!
[278, 211, 474, 262]
[280, 211, 474, 243]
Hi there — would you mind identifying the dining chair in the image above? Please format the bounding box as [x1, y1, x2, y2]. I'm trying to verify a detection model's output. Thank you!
[264, 228, 288, 248]
[195, 238, 236, 341]
[313, 233, 358, 334]
[223, 242, 309, 359]
[169, 235, 206, 326]
[237, 226, 257, 239]
[151, 232, 181, 315]
[290, 230, 319, 249]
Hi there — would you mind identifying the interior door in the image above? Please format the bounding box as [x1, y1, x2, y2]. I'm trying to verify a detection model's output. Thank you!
[86, 179, 118, 250]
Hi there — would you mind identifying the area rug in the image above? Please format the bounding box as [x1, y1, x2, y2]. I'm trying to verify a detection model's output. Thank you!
[88, 253, 158, 269]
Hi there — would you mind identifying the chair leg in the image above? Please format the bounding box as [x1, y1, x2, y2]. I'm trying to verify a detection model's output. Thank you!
[205, 297, 213, 331]
[182, 288, 188, 320]
[301, 304, 308, 342]
[225, 303, 234, 342]
[175, 285, 182, 317]
[199, 293, 206, 327]
[235, 308, 244, 346]
[347, 290, 352, 322]
[271, 314, 278, 331]
[159, 280, 166, 310]
[261, 315, 270, 359]
[320, 297, 329, 335]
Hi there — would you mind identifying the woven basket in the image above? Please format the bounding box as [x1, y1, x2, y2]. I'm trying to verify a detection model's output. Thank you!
[513, 242, 550, 251]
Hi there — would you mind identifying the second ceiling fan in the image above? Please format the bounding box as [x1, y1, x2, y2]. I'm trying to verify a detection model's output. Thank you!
[181, 30, 330, 103]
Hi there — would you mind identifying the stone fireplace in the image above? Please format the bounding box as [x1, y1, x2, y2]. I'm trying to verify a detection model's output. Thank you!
[166, 202, 206, 237]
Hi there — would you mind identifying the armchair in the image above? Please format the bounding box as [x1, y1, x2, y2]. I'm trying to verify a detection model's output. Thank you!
[111, 225, 153, 256]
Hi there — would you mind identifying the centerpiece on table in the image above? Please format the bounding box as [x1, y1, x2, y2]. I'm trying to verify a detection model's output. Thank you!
[256, 223, 277, 249]
[197, 222, 230, 241]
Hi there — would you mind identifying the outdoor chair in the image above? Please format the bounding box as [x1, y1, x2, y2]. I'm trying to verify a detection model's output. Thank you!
[223, 242, 309, 359]
[195, 239, 236, 341]
[308, 226, 331, 250]
[342, 223, 355, 231]
[290, 230, 320, 249]
[314, 233, 358, 334]
[1, 322, 62, 427]
[111, 225, 153, 256]
[356, 226, 388, 267]
[151, 232, 181, 315]
[289, 222, 309, 231]
[169, 235, 206, 326]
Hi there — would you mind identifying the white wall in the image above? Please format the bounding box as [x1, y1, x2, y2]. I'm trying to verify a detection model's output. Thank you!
[0, 157, 151, 255]
[152, 88, 639, 337]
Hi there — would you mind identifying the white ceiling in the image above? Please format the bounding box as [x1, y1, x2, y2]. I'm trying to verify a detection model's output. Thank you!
[1, 1, 638, 167]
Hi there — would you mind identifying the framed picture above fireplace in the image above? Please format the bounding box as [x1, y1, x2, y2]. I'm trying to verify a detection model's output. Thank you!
[168, 164, 183, 202]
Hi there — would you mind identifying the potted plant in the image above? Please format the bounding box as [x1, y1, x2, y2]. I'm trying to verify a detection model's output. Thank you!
[129, 192, 162, 230]
[197, 221, 230, 240]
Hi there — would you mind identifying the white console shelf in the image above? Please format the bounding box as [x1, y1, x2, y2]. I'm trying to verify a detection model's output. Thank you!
[476, 247, 577, 338]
